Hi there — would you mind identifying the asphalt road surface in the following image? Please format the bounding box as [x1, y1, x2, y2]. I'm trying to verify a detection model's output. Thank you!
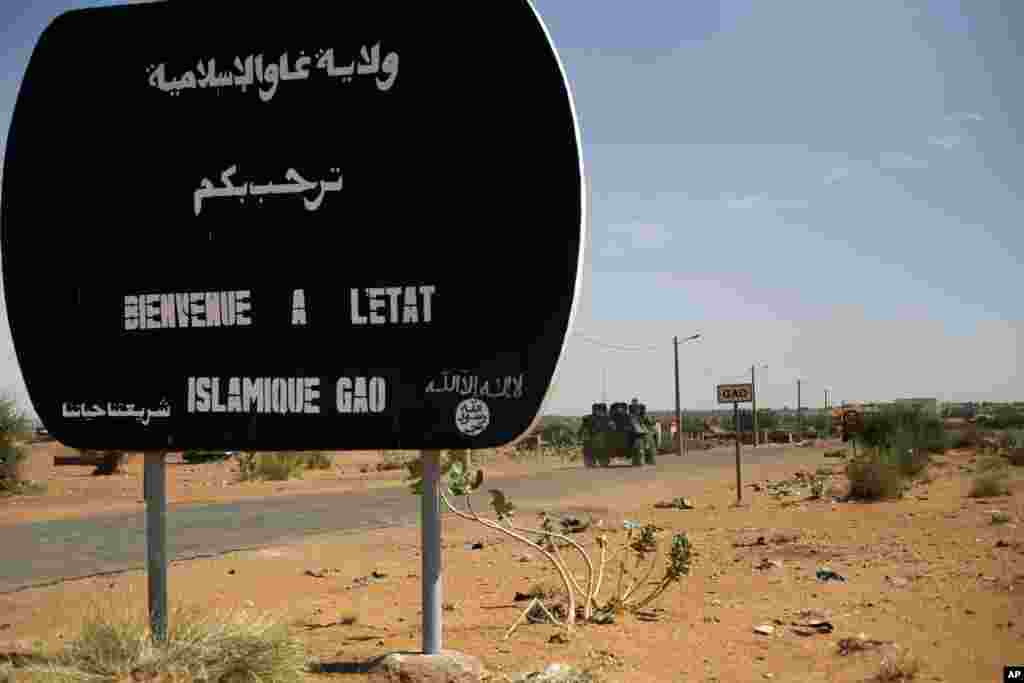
[0, 445, 796, 593]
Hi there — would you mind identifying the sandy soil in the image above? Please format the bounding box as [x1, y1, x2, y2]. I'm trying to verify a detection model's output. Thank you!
[0, 444, 562, 526]
[1, 445, 1022, 682]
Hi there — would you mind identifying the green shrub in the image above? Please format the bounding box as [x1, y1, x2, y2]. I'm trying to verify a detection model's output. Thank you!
[299, 451, 332, 469]
[976, 455, 1007, 473]
[992, 511, 1012, 525]
[238, 453, 305, 482]
[183, 450, 233, 464]
[969, 466, 1009, 498]
[846, 450, 904, 500]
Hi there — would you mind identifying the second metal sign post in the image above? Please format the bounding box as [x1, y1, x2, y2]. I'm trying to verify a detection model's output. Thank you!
[718, 383, 753, 504]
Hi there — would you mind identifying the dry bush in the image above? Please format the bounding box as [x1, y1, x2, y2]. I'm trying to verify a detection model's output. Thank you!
[875, 651, 920, 681]
[299, 452, 332, 470]
[238, 453, 305, 482]
[970, 469, 1009, 498]
[7, 602, 307, 683]
[846, 452, 904, 500]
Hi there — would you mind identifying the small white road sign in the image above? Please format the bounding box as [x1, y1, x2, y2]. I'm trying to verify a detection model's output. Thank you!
[717, 383, 753, 404]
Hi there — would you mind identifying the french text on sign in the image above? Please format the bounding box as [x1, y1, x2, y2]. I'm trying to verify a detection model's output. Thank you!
[125, 291, 252, 331]
[351, 285, 435, 325]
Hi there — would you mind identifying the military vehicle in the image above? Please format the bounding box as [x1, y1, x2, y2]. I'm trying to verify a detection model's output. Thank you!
[578, 398, 657, 467]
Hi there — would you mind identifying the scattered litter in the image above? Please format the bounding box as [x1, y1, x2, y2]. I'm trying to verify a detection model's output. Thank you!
[470, 541, 485, 550]
[559, 516, 590, 534]
[996, 540, 1011, 548]
[371, 570, 388, 579]
[885, 576, 910, 588]
[227, 569, 236, 575]
[791, 620, 833, 636]
[654, 497, 694, 510]
[754, 624, 775, 636]
[304, 568, 339, 579]
[837, 635, 893, 655]
[755, 558, 782, 571]
[816, 567, 847, 582]
[548, 632, 570, 645]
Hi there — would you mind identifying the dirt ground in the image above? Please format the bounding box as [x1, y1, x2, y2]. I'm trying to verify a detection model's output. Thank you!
[1, 445, 1023, 682]
[0, 444, 560, 526]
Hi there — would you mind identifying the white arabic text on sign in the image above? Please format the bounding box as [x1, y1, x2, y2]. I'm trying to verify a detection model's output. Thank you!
[147, 43, 399, 101]
[61, 399, 172, 426]
[195, 166, 343, 216]
[455, 398, 490, 437]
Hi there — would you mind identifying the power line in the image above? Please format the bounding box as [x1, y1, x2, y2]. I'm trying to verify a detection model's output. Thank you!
[572, 331, 666, 353]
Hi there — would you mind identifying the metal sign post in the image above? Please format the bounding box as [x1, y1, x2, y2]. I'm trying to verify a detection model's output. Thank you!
[734, 402, 741, 504]
[718, 383, 752, 506]
[144, 452, 168, 643]
[421, 450, 443, 654]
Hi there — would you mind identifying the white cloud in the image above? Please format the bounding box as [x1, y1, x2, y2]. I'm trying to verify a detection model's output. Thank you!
[824, 167, 850, 185]
[723, 193, 809, 210]
[945, 112, 983, 124]
[928, 135, 961, 150]
[878, 152, 929, 170]
[607, 222, 672, 249]
[599, 239, 627, 259]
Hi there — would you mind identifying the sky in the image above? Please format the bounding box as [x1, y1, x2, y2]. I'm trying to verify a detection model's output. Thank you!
[0, 0, 1022, 421]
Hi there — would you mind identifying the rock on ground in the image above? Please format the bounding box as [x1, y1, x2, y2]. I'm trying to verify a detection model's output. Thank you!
[368, 650, 484, 683]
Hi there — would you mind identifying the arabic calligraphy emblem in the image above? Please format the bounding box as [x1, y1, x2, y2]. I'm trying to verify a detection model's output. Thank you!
[455, 398, 490, 437]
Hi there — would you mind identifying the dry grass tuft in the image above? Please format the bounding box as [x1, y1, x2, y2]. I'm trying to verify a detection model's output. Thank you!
[7, 600, 307, 683]
[875, 651, 920, 681]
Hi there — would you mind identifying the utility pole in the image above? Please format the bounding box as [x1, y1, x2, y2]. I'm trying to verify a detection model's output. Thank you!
[797, 379, 802, 434]
[673, 336, 683, 458]
[672, 333, 701, 457]
[751, 365, 758, 447]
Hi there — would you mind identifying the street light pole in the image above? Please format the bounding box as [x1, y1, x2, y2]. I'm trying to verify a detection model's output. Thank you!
[751, 363, 766, 447]
[673, 333, 701, 457]
[673, 336, 682, 458]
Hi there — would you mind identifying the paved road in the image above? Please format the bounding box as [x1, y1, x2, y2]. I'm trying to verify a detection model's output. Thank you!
[0, 445, 795, 593]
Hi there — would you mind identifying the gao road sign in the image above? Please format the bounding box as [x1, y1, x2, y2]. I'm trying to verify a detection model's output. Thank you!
[717, 383, 753, 404]
[1, 1, 586, 452]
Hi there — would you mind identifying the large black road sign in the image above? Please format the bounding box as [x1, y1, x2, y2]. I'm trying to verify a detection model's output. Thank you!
[2, 1, 586, 451]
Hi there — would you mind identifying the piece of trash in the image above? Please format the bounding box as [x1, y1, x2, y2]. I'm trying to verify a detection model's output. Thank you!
[466, 542, 484, 550]
[560, 516, 590, 533]
[837, 636, 892, 655]
[655, 497, 694, 510]
[816, 567, 846, 582]
[754, 624, 775, 636]
[885, 576, 910, 588]
[755, 558, 782, 571]
[589, 611, 615, 625]
[791, 620, 833, 636]
[371, 570, 387, 579]
[548, 632, 570, 645]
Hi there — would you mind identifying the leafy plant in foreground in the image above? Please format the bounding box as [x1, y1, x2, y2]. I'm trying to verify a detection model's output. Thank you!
[405, 452, 692, 637]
